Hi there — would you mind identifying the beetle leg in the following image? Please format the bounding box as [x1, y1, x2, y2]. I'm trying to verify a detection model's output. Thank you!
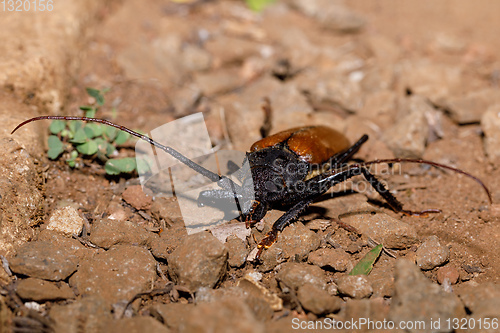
[255, 198, 314, 261]
[245, 201, 259, 227]
[245, 200, 269, 228]
[359, 167, 441, 216]
[255, 228, 278, 260]
[314, 165, 441, 217]
[329, 135, 369, 168]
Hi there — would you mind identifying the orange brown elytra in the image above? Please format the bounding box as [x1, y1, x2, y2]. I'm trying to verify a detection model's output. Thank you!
[11, 112, 492, 262]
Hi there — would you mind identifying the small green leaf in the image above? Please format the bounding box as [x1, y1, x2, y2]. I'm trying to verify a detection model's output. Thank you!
[60, 129, 70, 137]
[105, 157, 136, 175]
[68, 150, 78, 159]
[70, 128, 88, 144]
[79, 106, 94, 111]
[47, 135, 64, 159]
[349, 244, 383, 276]
[89, 123, 103, 137]
[93, 138, 116, 157]
[86, 87, 105, 106]
[66, 150, 78, 167]
[68, 120, 82, 134]
[85, 108, 96, 118]
[76, 140, 98, 155]
[94, 138, 107, 151]
[111, 106, 118, 119]
[83, 125, 95, 138]
[114, 131, 130, 145]
[136, 157, 153, 174]
[105, 126, 118, 141]
[245, 0, 275, 12]
[49, 120, 66, 134]
[105, 142, 116, 156]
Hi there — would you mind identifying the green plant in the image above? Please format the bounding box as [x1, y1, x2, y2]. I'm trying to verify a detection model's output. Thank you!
[245, 0, 276, 12]
[47, 88, 148, 175]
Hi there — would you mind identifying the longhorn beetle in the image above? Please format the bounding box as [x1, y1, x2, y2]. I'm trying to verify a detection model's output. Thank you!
[12, 115, 492, 260]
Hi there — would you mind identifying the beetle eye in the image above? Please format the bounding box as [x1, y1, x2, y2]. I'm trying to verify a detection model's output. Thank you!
[265, 180, 278, 192]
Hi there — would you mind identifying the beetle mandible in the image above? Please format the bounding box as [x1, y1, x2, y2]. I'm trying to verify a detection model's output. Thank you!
[11, 115, 492, 261]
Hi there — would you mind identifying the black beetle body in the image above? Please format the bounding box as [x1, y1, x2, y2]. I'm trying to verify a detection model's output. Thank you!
[197, 125, 410, 259]
[12, 117, 492, 261]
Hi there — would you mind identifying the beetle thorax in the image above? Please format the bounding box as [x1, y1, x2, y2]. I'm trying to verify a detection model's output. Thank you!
[247, 148, 309, 202]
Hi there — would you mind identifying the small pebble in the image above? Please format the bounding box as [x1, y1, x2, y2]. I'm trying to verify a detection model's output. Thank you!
[122, 185, 152, 210]
[46, 206, 84, 236]
[336, 275, 373, 299]
[437, 266, 460, 285]
[275, 262, 327, 291]
[16, 278, 75, 301]
[225, 235, 249, 268]
[308, 248, 353, 272]
[416, 236, 450, 270]
[167, 232, 228, 290]
[9, 241, 78, 281]
[390, 260, 465, 324]
[70, 245, 156, 305]
[297, 284, 342, 315]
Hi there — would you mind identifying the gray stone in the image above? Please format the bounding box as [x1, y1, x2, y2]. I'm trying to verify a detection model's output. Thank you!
[358, 90, 398, 130]
[46, 206, 84, 236]
[167, 232, 227, 290]
[149, 303, 194, 332]
[296, 69, 364, 114]
[49, 296, 112, 333]
[397, 60, 463, 106]
[290, 0, 366, 33]
[389, 259, 466, 332]
[344, 298, 391, 327]
[204, 35, 261, 66]
[416, 236, 450, 270]
[436, 266, 460, 285]
[258, 222, 321, 271]
[37, 229, 95, 260]
[366, 259, 395, 297]
[341, 212, 418, 249]
[16, 278, 75, 302]
[225, 235, 249, 268]
[195, 284, 275, 321]
[9, 241, 78, 281]
[275, 262, 327, 291]
[89, 218, 151, 249]
[308, 248, 353, 272]
[182, 298, 265, 333]
[383, 95, 432, 158]
[70, 245, 156, 305]
[297, 284, 342, 315]
[458, 282, 500, 314]
[447, 88, 500, 124]
[469, 298, 500, 333]
[336, 275, 373, 299]
[194, 67, 247, 97]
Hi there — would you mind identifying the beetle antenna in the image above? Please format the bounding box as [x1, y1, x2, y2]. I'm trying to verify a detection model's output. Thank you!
[362, 158, 492, 204]
[259, 97, 273, 139]
[11, 116, 241, 191]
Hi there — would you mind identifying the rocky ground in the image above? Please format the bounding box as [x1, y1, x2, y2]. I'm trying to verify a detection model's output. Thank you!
[1, 0, 500, 332]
